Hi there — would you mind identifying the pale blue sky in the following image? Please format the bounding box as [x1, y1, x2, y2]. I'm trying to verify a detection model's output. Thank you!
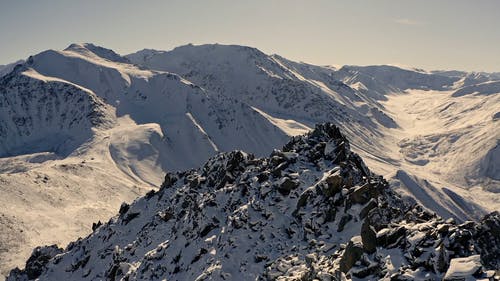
[1, 0, 499, 71]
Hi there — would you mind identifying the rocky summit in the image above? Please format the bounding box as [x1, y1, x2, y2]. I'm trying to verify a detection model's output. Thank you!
[7, 124, 500, 280]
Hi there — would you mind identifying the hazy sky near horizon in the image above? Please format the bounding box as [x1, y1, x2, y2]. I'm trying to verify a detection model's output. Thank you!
[1, 0, 499, 72]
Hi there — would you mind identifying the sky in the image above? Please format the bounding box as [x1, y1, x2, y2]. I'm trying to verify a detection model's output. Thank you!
[1, 0, 500, 72]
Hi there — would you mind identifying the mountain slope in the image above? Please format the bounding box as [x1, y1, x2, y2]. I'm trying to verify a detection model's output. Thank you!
[381, 88, 500, 204]
[127, 44, 499, 220]
[8, 124, 499, 280]
[26, 43, 290, 168]
[126, 44, 399, 175]
[0, 66, 113, 157]
[333, 65, 458, 97]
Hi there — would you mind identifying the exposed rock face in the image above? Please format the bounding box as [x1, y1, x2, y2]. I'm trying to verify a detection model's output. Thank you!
[7, 124, 500, 280]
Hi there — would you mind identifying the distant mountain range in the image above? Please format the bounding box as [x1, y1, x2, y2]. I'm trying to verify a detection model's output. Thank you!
[0, 43, 498, 278]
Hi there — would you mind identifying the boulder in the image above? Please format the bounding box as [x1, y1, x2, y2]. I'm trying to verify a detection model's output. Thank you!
[377, 226, 406, 248]
[277, 177, 300, 195]
[443, 255, 483, 281]
[339, 236, 364, 273]
[361, 221, 377, 254]
[324, 170, 343, 196]
[348, 183, 379, 205]
[359, 198, 378, 219]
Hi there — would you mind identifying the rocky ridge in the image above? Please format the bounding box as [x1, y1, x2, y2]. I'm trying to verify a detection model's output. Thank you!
[8, 124, 499, 280]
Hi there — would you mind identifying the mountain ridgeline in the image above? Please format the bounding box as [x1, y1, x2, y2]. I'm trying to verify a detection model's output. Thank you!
[8, 124, 500, 280]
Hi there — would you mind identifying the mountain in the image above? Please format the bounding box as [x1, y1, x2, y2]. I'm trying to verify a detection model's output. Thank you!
[8, 124, 499, 280]
[0, 42, 499, 278]
[125, 44, 401, 182]
[127, 44, 499, 219]
[332, 65, 458, 99]
[126, 44, 395, 131]
[0, 43, 300, 277]
[25, 43, 291, 169]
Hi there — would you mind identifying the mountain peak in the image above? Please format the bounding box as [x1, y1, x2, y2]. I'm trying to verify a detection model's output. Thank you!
[171, 43, 262, 53]
[64, 43, 130, 63]
[127, 43, 267, 65]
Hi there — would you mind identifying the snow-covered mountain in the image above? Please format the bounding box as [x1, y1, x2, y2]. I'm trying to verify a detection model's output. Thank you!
[25, 43, 291, 170]
[0, 43, 294, 277]
[125, 44, 402, 185]
[8, 124, 500, 280]
[0, 43, 499, 278]
[127, 44, 499, 219]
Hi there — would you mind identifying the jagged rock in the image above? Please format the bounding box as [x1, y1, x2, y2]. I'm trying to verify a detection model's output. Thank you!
[337, 214, 353, 232]
[277, 177, 300, 195]
[359, 198, 377, 219]
[91, 221, 102, 231]
[161, 172, 178, 189]
[348, 183, 378, 205]
[324, 169, 343, 196]
[361, 221, 377, 254]
[339, 236, 364, 273]
[254, 255, 268, 263]
[199, 223, 218, 237]
[8, 245, 63, 280]
[434, 243, 450, 273]
[296, 191, 310, 209]
[377, 226, 406, 248]
[159, 209, 174, 222]
[118, 202, 130, 215]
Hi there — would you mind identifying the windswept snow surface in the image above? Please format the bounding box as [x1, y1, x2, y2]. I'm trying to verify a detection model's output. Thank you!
[0, 43, 499, 277]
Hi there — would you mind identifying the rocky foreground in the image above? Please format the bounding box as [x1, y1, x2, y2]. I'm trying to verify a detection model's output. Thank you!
[8, 124, 500, 280]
